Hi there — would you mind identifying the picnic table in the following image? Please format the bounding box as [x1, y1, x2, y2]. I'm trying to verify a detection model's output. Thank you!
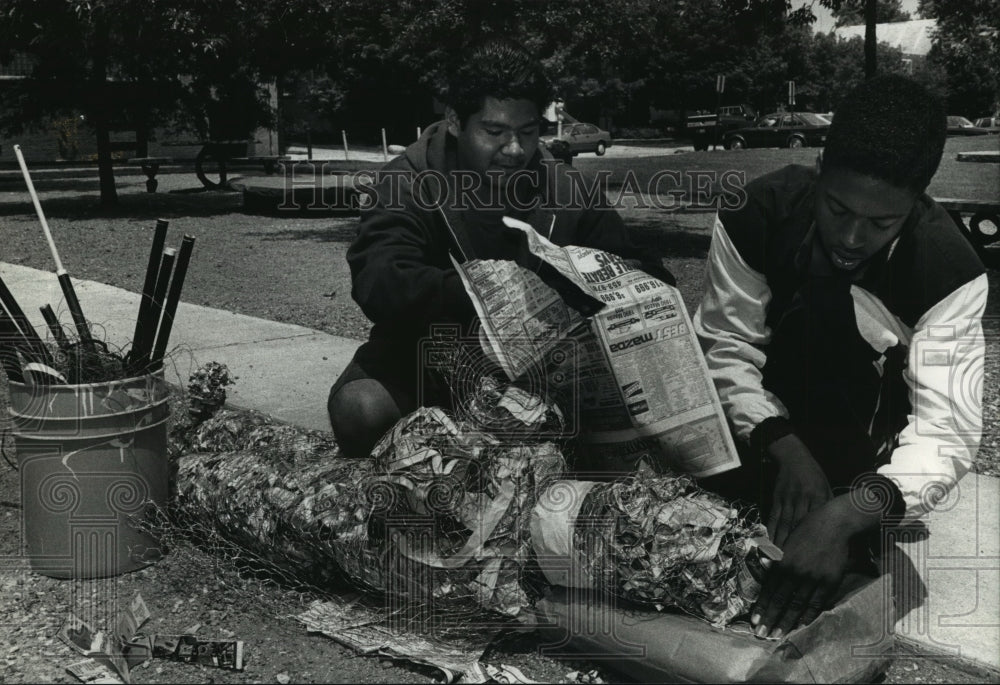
[940, 150, 1000, 268]
[128, 156, 173, 192]
[937, 197, 999, 269]
[129, 141, 289, 192]
[956, 150, 1000, 164]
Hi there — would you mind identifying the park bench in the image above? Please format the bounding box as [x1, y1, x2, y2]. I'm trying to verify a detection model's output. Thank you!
[196, 153, 290, 189]
[129, 141, 290, 192]
[956, 151, 999, 164]
[938, 149, 1000, 269]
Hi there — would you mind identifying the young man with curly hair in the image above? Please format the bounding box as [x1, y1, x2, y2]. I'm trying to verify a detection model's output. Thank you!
[328, 42, 670, 459]
[694, 74, 987, 637]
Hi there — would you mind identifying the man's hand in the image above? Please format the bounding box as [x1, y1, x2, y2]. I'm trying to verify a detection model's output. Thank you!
[751, 499, 852, 638]
[766, 433, 832, 547]
[751, 494, 883, 638]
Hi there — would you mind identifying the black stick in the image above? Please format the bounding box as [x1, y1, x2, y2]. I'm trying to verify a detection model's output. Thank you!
[14, 145, 93, 352]
[131, 219, 169, 362]
[58, 272, 93, 345]
[149, 235, 195, 370]
[0, 273, 49, 364]
[129, 248, 176, 375]
[40, 304, 69, 350]
[0, 310, 26, 383]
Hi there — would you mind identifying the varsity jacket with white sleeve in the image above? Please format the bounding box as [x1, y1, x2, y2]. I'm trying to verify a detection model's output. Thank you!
[693, 165, 988, 523]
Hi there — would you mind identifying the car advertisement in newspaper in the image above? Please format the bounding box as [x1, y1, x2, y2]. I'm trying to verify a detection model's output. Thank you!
[452, 217, 740, 478]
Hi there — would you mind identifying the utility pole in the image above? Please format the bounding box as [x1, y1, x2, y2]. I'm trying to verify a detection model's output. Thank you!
[714, 74, 725, 151]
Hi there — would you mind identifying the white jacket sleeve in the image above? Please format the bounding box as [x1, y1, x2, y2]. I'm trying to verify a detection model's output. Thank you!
[877, 273, 988, 521]
[693, 215, 789, 440]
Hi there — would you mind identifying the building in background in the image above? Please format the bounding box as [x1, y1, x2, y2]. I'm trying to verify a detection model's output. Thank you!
[834, 18, 935, 74]
[1, 52, 277, 163]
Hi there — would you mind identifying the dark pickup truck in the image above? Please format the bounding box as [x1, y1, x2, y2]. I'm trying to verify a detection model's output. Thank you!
[685, 104, 757, 151]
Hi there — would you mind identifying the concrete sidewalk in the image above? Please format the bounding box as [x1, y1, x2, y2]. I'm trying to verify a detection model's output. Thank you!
[1, 261, 997, 673]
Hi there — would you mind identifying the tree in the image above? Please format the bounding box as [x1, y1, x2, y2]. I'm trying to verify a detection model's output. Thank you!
[0, 0, 292, 206]
[569, 0, 809, 124]
[801, 32, 914, 111]
[275, 0, 814, 139]
[819, 0, 879, 77]
[831, 0, 910, 27]
[919, 0, 1000, 115]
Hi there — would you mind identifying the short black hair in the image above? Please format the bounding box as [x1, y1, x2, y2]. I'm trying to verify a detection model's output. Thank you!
[443, 41, 554, 126]
[823, 75, 946, 194]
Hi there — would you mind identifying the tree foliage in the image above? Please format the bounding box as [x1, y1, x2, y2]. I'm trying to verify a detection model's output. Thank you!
[0, 0, 299, 204]
[818, 0, 878, 76]
[830, 0, 910, 27]
[1, 0, 995, 202]
[284, 0, 815, 137]
[919, 0, 1000, 115]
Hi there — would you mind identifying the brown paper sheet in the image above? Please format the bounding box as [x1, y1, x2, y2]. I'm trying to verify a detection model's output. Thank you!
[533, 573, 894, 683]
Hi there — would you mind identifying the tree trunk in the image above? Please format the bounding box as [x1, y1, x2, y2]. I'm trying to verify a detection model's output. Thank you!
[92, 13, 118, 207]
[94, 111, 118, 208]
[864, 0, 878, 78]
[135, 113, 149, 158]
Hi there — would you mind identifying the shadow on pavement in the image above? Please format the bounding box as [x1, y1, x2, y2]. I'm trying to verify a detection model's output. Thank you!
[0, 190, 242, 220]
[882, 522, 930, 625]
[0, 177, 117, 193]
[254, 223, 358, 244]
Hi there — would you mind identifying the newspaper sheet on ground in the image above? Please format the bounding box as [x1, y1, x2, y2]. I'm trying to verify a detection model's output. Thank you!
[296, 596, 499, 684]
[451, 217, 740, 478]
[59, 593, 151, 683]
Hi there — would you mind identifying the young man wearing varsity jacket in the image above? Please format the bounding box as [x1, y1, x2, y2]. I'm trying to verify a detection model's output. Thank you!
[694, 75, 987, 638]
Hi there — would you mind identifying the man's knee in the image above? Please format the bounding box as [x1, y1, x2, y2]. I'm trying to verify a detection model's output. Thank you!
[328, 379, 404, 458]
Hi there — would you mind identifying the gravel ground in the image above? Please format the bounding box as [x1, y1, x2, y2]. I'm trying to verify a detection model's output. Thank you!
[0, 150, 998, 684]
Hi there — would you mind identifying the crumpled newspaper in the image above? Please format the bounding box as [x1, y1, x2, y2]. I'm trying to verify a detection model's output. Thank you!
[172, 376, 768, 627]
[573, 476, 767, 626]
[367, 399, 568, 619]
[170, 367, 770, 685]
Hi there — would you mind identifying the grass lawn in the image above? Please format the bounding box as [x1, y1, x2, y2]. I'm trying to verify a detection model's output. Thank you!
[576, 134, 999, 202]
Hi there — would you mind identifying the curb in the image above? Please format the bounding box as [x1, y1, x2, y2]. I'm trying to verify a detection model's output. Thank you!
[895, 636, 1000, 680]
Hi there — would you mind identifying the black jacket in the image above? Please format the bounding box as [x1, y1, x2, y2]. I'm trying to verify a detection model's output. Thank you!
[347, 121, 670, 369]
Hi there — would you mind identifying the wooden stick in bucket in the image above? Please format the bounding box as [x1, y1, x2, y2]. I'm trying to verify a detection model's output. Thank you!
[40, 304, 70, 351]
[0, 272, 50, 364]
[150, 235, 195, 370]
[13, 145, 94, 347]
[0, 309, 28, 382]
[130, 219, 169, 367]
[129, 248, 176, 375]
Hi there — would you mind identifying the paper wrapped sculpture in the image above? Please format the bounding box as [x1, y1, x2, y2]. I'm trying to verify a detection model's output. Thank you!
[171, 374, 766, 627]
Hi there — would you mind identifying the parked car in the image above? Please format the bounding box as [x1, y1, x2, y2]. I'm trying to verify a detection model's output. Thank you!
[723, 111, 832, 150]
[946, 116, 992, 136]
[542, 138, 573, 164]
[685, 103, 757, 150]
[540, 122, 612, 156]
[972, 116, 1000, 134]
[718, 104, 757, 121]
